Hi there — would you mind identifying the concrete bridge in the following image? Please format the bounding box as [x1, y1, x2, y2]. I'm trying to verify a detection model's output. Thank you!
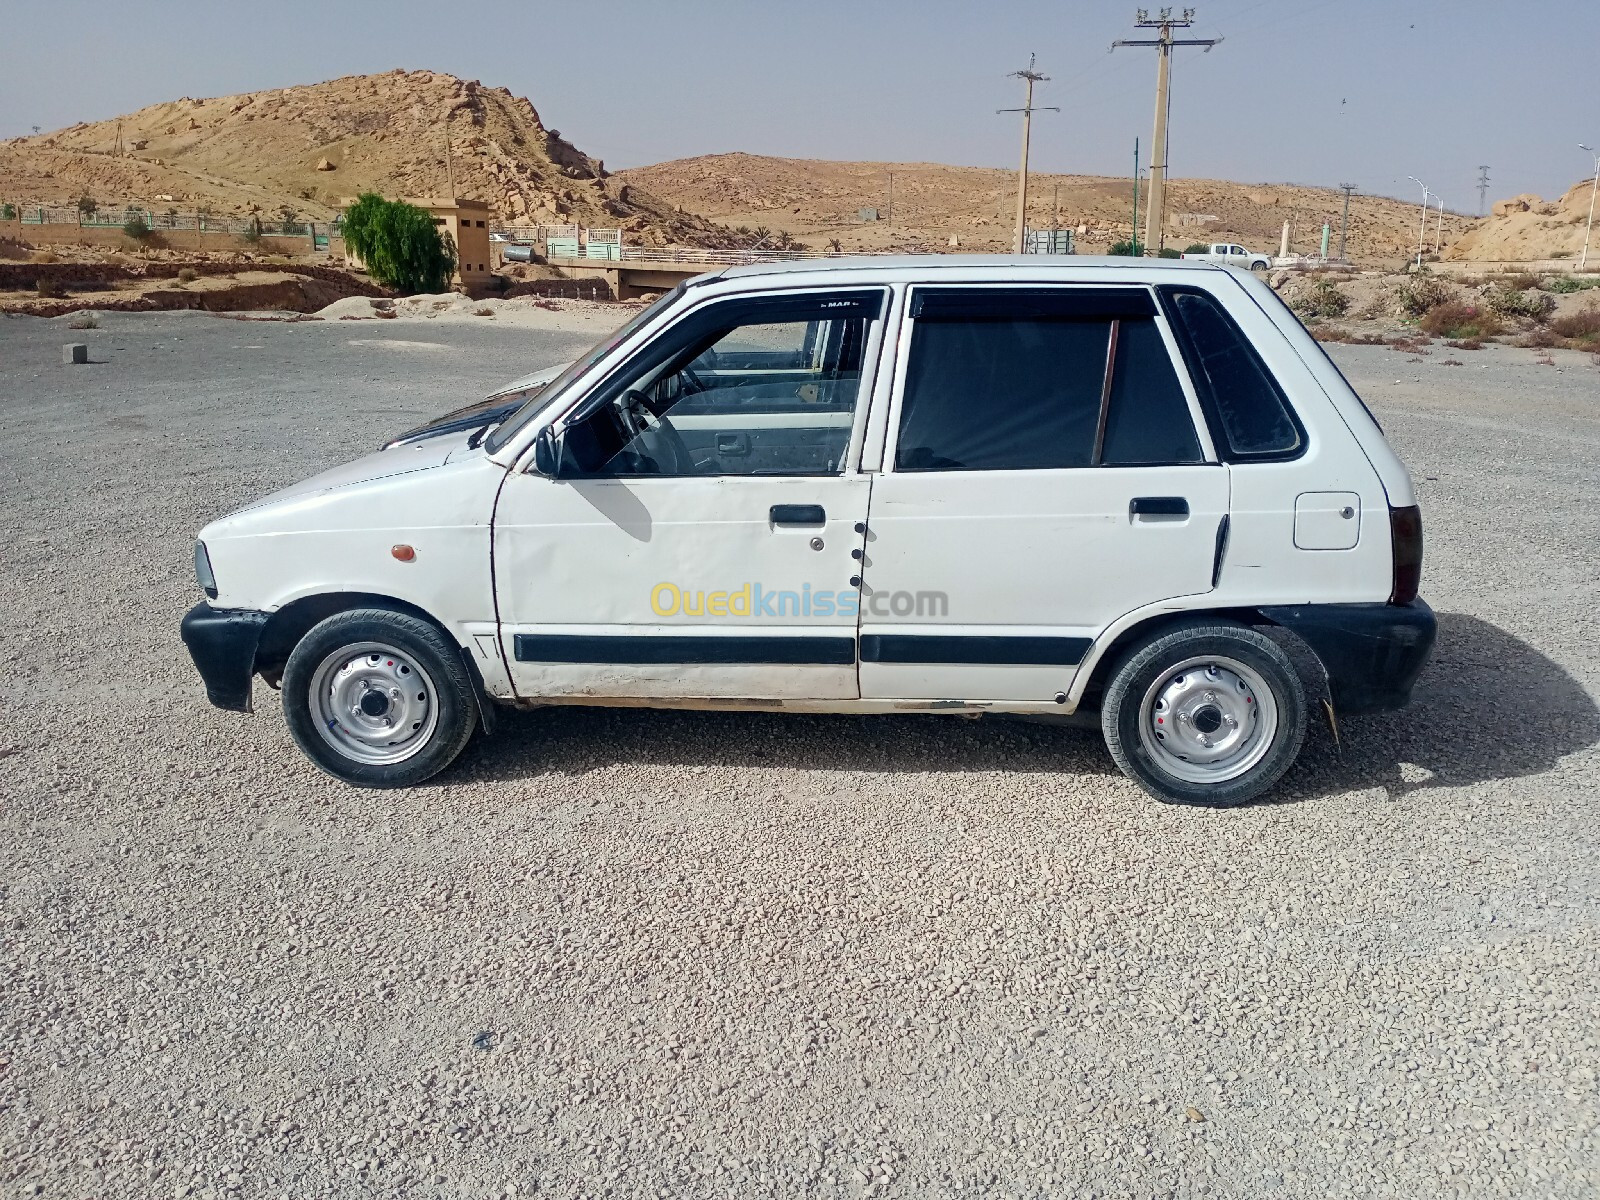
[542, 247, 815, 300]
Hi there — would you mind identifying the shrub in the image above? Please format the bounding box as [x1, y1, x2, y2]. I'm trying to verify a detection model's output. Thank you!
[122, 214, 152, 241]
[0, 202, 15, 221]
[1514, 327, 1560, 349]
[1108, 239, 1143, 257]
[29, 249, 58, 264]
[239, 224, 261, 244]
[1294, 278, 1349, 319]
[340, 192, 457, 294]
[177, 267, 198, 283]
[1550, 308, 1600, 346]
[472, 306, 494, 317]
[1396, 274, 1456, 316]
[1483, 284, 1554, 321]
[1418, 302, 1502, 339]
[1157, 247, 1182, 259]
[1499, 272, 1542, 292]
[1445, 337, 1484, 350]
[1183, 243, 1209, 254]
[1546, 275, 1600, 293]
[36, 277, 64, 298]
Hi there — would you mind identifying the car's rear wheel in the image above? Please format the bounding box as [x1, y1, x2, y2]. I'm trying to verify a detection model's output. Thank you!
[281, 608, 477, 788]
[1101, 621, 1306, 806]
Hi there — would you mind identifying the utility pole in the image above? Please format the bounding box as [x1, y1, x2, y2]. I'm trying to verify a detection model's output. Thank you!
[998, 54, 1058, 255]
[1113, 8, 1220, 255]
[886, 171, 894, 225]
[1434, 195, 1445, 253]
[1337, 183, 1357, 262]
[1131, 138, 1140, 253]
[1476, 165, 1491, 218]
[1051, 181, 1060, 248]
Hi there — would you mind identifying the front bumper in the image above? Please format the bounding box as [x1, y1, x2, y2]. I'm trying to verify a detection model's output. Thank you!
[180, 602, 269, 712]
[1260, 598, 1437, 715]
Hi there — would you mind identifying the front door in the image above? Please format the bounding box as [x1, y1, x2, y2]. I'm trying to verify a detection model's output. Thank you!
[493, 288, 888, 701]
[859, 285, 1229, 703]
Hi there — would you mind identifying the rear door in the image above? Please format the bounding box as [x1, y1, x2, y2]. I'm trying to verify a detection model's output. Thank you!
[859, 285, 1229, 703]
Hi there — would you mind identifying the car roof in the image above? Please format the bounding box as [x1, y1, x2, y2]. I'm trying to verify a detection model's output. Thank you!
[713, 253, 1230, 283]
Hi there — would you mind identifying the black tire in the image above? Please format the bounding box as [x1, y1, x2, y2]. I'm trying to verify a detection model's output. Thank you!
[1101, 620, 1306, 807]
[281, 608, 477, 788]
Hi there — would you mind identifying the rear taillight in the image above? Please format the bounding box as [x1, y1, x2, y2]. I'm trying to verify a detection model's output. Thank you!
[1389, 505, 1423, 605]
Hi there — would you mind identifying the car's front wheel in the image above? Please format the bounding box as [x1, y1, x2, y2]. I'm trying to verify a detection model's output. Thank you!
[281, 608, 478, 788]
[1101, 621, 1306, 806]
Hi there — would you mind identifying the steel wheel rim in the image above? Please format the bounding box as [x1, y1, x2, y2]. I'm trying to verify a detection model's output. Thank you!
[1137, 654, 1279, 785]
[308, 641, 439, 766]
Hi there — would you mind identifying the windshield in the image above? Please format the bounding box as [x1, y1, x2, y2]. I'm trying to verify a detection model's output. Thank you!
[483, 284, 687, 455]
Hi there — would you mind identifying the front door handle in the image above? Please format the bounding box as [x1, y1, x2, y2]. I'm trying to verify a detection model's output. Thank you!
[770, 504, 826, 526]
[1130, 496, 1189, 517]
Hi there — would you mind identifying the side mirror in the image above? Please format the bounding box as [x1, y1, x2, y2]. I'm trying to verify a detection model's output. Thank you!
[533, 427, 564, 477]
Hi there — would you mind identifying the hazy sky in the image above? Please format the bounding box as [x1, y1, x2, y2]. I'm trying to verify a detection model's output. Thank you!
[2, 0, 1592, 214]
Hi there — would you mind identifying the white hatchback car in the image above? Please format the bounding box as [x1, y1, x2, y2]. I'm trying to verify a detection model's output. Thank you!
[182, 256, 1435, 805]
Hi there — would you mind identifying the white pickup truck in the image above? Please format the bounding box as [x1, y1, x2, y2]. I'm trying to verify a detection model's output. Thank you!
[1181, 243, 1272, 271]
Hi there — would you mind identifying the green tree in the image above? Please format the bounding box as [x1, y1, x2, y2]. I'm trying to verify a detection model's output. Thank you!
[1108, 239, 1142, 257]
[76, 195, 99, 223]
[1, 202, 16, 221]
[122, 214, 152, 241]
[340, 193, 458, 293]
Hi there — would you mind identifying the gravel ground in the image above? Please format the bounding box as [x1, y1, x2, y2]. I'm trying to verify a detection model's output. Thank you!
[1, 312, 1597, 1199]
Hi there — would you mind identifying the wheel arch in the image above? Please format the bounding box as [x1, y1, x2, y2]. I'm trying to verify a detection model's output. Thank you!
[1073, 605, 1277, 711]
[257, 590, 498, 734]
[256, 591, 456, 686]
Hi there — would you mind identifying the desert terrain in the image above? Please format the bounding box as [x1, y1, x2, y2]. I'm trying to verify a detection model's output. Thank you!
[0, 71, 731, 247]
[618, 152, 1477, 264]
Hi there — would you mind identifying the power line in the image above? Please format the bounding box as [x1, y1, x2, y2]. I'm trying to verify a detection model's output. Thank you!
[998, 54, 1059, 255]
[1477, 165, 1491, 218]
[1112, 8, 1221, 255]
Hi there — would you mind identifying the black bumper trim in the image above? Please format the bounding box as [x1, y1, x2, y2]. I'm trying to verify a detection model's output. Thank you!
[1260, 598, 1437, 715]
[180, 602, 269, 712]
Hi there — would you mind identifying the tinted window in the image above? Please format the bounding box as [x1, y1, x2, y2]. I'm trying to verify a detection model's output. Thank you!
[1163, 288, 1301, 457]
[896, 290, 1201, 472]
[897, 317, 1108, 471]
[1100, 319, 1204, 465]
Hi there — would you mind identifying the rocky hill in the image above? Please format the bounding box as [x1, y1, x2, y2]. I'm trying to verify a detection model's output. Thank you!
[0, 71, 732, 247]
[1443, 178, 1599, 262]
[618, 152, 1476, 263]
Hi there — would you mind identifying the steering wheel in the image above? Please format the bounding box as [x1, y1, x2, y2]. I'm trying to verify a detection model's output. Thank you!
[619, 389, 696, 475]
[678, 362, 710, 396]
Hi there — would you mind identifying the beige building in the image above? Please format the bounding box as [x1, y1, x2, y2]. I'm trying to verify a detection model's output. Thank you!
[341, 196, 494, 289]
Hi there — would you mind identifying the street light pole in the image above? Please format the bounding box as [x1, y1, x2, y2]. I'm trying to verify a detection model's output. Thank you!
[1434, 195, 1445, 253]
[1407, 176, 1430, 270]
[1580, 144, 1599, 271]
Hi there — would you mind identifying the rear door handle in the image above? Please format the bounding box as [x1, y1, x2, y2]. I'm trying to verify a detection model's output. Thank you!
[1130, 496, 1189, 517]
[770, 504, 826, 526]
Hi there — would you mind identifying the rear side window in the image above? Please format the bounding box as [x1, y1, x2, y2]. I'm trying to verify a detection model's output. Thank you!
[896, 288, 1202, 472]
[1160, 286, 1303, 459]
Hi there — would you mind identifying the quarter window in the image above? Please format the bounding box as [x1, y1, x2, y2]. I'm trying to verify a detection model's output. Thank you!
[1160, 286, 1303, 458]
[895, 288, 1202, 472]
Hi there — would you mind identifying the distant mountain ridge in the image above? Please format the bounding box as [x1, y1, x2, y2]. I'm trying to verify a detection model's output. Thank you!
[618, 152, 1479, 262]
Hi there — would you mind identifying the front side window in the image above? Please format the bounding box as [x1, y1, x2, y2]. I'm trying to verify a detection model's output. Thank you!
[894, 287, 1202, 472]
[1159, 286, 1303, 459]
[560, 290, 882, 477]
